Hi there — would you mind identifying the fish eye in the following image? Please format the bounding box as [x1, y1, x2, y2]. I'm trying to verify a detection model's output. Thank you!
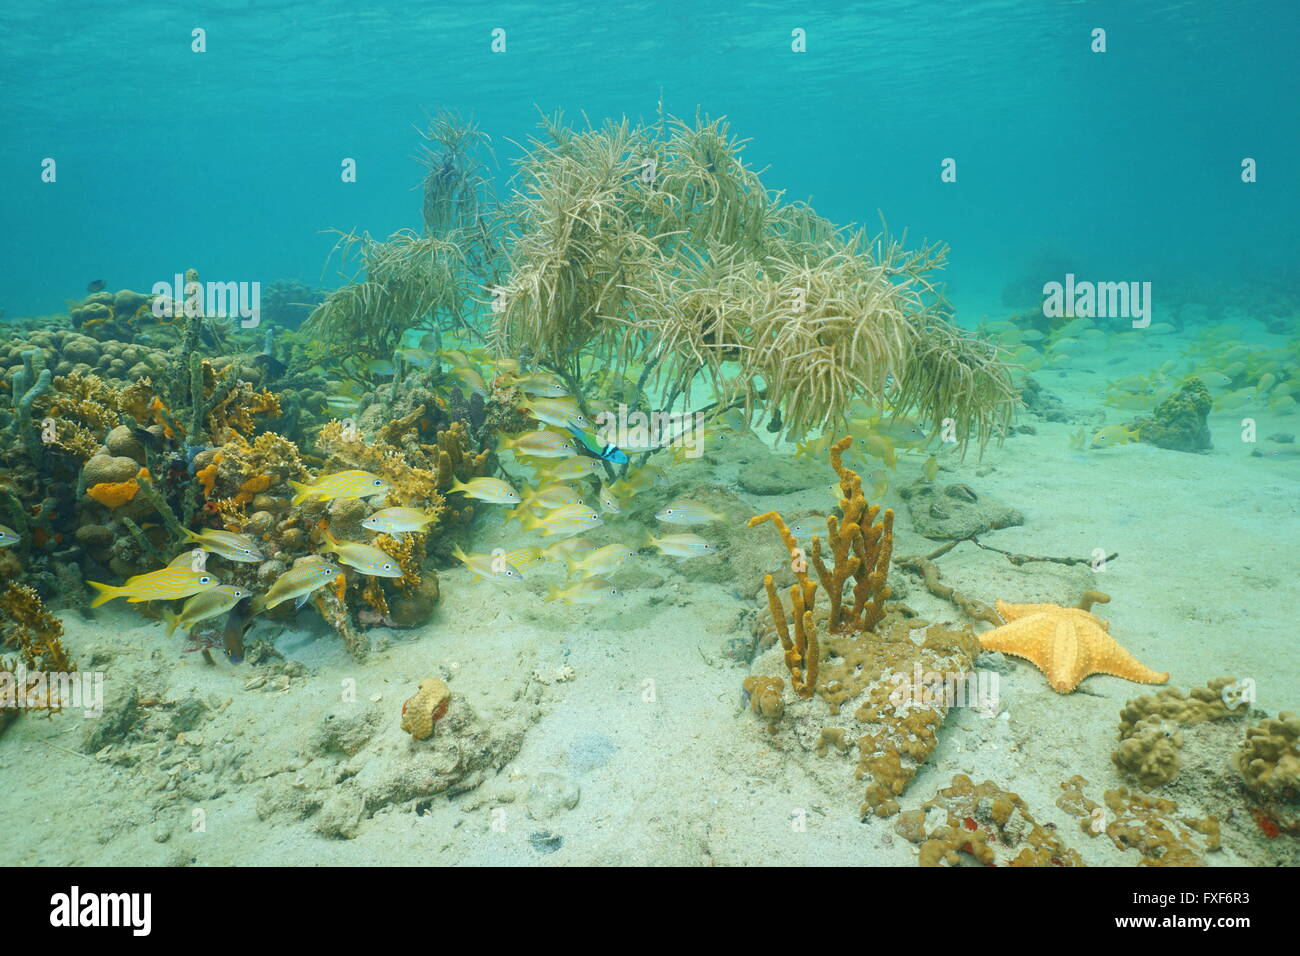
[372, 479, 383, 486]
[200, 576, 211, 584]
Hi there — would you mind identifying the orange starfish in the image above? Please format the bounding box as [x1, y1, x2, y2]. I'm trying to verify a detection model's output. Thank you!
[979, 600, 1169, 694]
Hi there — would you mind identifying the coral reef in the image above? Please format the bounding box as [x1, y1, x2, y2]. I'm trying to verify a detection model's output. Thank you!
[1058, 776, 1221, 867]
[1128, 377, 1212, 452]
[1112, 677, 1246, 788]
[1, 583, 74, 730]
[1236, 712, 1300, 800]
[896, 774, 1084, 867]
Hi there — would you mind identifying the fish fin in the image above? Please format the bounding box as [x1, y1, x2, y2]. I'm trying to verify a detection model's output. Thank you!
[544, 585, 563, 603]
[87, 580, 119, 608]
[249, 595, 268, 616]
[168, 550, 199, 568]
[289, 480, 312, 506]
[163, 611, 180, 637]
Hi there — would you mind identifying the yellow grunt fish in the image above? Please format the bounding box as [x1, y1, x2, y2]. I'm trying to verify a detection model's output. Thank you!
[451, 544, 524, 582]
[565, 543, 634, 579]
[499, 429, 579, 459]
[446, 476, 521, 505]
[290, 469, 391, 506]
[546, 578, 622, 605]
[521, 396, 590, 430]
[521, 503, 603, 537]
[253, 556, 343, 612]
[503, 547, 544, 573]
[647, 532, 717, 559]
[361, 506, 438, 541]
[1090, 424, 1142, 449]
[163, 585, 254, 636]
[507, 370, 568, 398]
[0, 524, 18, 548]
[450, 365, 489, 396]
[541, 456, 605, 481]
[597, 483, 623, 515]
[182, 527, 264, 563]
[322, 531, 403, 578]
[655, 498, 723, 526]
[543, 537, 598, 562]
[88, 552, 223, 607]
[533, 483, 586, 505]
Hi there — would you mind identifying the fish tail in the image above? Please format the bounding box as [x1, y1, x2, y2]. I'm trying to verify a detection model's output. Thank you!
[289, 480, 312, 506]
[519, 511, 543, 533]
[87, 580, 121, 608]
[249, 594, 268, 615]
[451, 543, 468, 565]
[544, 584, 563, 603]
[163, 611, 180, 637]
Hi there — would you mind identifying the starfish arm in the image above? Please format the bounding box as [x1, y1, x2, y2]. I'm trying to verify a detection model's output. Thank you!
[978, 614, 1053, 654]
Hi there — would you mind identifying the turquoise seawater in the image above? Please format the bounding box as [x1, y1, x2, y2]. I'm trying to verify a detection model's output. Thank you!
[2, 0, 1296, 317]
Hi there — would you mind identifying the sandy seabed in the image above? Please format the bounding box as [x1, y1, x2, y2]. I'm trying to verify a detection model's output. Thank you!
[2, 325, 1297, 867]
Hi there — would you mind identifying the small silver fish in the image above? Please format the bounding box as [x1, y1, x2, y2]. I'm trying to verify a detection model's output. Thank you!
[0, 524, 19, 548]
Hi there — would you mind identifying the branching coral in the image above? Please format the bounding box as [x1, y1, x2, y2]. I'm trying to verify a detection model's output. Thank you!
[304, 230, 471, 361]
[746, 436, 979, 819]
[748, 437, 894, 698]
[1, 583, 74, 724]
[489, 110, 1016, 449]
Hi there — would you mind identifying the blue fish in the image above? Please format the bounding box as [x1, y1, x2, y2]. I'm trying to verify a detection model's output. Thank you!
[566, 424, 629, 465]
